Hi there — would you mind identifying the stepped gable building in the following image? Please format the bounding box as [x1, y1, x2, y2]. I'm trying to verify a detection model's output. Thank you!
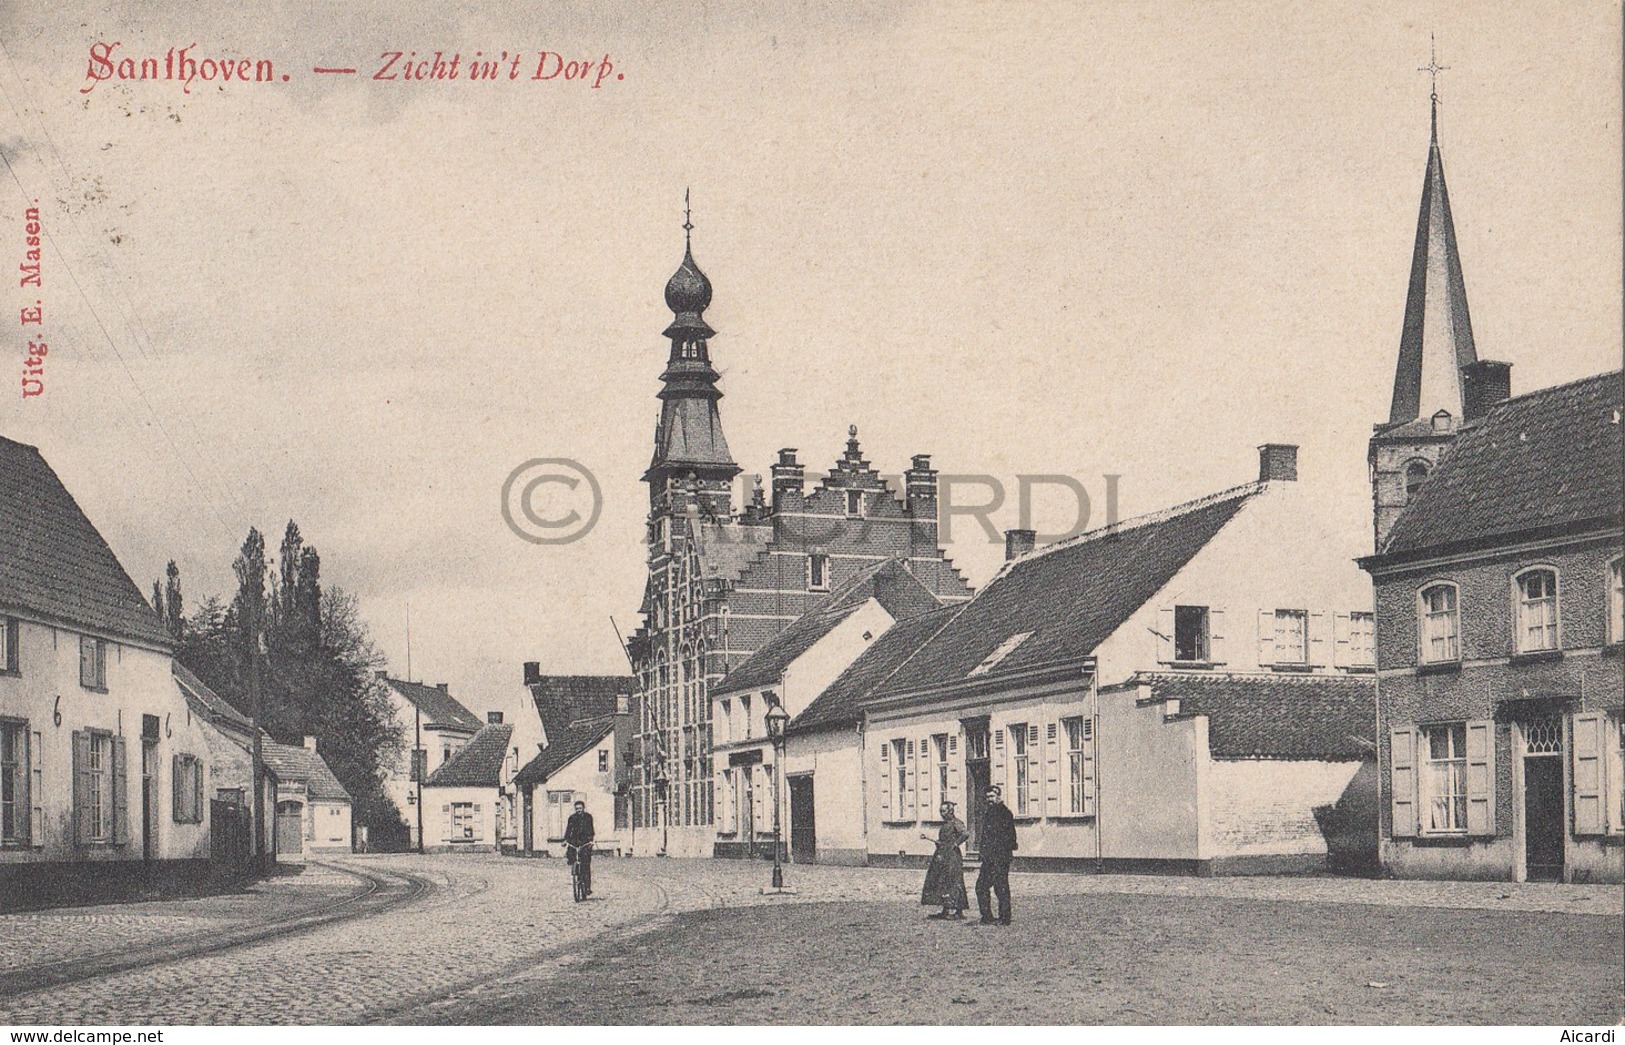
[625, 220, 972, 856]
[1358, 96, 1624, 884]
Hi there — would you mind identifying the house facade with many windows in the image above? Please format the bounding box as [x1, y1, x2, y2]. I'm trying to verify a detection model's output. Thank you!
[857, 445, 1379, 875]
[1, 436, 223, 906]
[1361, 371, 1624, 883]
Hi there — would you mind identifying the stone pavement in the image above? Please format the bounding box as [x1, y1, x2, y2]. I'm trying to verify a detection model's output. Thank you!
[0, 853, 1618, 1025]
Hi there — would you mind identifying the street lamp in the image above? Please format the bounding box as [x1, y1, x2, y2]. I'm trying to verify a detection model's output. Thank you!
[763, 697, 791, 892]
[653, 766, 670, 857]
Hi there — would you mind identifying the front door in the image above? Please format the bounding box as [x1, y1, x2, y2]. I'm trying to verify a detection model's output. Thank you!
[276, 800, 304, 857]
[141, 739, 159, 862]
[1524, 756, 1565, 882]
[788, 775, 816, 864]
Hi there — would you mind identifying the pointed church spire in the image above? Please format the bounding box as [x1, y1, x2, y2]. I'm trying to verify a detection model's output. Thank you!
[1387, 41, 1477, 425]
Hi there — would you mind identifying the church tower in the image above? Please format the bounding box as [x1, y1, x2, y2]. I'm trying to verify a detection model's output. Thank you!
[644, 206, 740, 525]
[1370, 76, 1508, 551]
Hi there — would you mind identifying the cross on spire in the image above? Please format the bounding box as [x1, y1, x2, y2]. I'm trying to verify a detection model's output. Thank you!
[1419, 34, 1449, 143]
[683, 187, 693, 247]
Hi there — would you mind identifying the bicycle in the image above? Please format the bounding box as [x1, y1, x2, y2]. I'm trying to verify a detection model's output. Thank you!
[565, 842, 590, 902]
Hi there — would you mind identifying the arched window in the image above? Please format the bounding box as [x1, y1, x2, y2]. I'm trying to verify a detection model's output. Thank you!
[1513, 568, 1560, 653]
[1404, 460, 1430, 502]
[1418, 582, 1460, 664]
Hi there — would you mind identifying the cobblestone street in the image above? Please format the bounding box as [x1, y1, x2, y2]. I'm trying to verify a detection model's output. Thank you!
[0, 854, 1619, 1025]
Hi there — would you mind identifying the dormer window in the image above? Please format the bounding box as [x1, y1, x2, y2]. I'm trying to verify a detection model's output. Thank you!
[969, 632, 1033, 677]
[1404, 461, 1429, 502]
[1173, 606, 1211, 663]
[845, 490, 865, 518]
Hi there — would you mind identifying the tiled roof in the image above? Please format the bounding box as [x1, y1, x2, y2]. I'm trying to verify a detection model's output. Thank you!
[260, 740, 352, 802]
[1378, 371, 1624, 559]
[528, 675, 634, 745]
[174, 663, 251, 732]
[873, 485, 1260, 699]
[790, 604, 962, 733]
[424, 722, 514, 788]
[0, 436, 172, 647]
[715, 558, 944, 696]
[382, 675, 483, 731]
[1125, 671, 1376, 760]
[513, 715, 615, 788]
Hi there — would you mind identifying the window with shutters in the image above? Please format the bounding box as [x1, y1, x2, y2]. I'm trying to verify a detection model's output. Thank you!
[1009, 722, 1029, 815]
[892, 738, 908, 822]
[1063, 716, 1089, 815]
[452, 801, 477, 841]
[1346, 611, 1376, 669]
[1418, 584, 1460, 664]
[0, 719, 25, 846]
[1174, 606, 1210, 663]
[1609, 559, 1624, 646]
[0, 617, 18, 675]
[932, 735, 949, 813]
[79, 636, 107, 690]
[172, 753, 204, 824]
[79, 731, 115, 842]
[1421, 723, 1467, 833]
[1572, 712, 1625, 837]
[1513, 568, 1559, 653]
[1272, 610, 1308, 665]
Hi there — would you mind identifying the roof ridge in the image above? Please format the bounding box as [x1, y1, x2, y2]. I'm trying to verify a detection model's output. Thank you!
[991, 480, 1264, 579]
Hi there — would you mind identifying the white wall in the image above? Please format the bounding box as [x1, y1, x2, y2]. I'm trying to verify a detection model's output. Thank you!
[0, 617, 211, 866]
[1090, 481, 1376, 686]
[526, 730, 623, 856]
[424, 783, 500, 850]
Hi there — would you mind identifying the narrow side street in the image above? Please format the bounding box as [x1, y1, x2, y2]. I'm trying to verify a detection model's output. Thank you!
[1, 854, 1619, 1025]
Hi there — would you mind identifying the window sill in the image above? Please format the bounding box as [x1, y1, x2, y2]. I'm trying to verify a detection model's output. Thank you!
[1410, 833, 1472, 846]
[1161, 660, 1218, 671]
[881, 819, 916, 827]
[1509, 649, 1564, 666]
[1416, 660, 1461, 676]
[1011, 815, 1042, 824]
[1340, 665, 1377, 675]
[1048, 814, 1096, 823]
[1268, 664, 1313, 674]
[80, 684, 109, 694]
[0, 668, 20, 678]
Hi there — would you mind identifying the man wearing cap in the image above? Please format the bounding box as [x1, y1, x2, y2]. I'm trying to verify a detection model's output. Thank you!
[974, 784, 1017, 925]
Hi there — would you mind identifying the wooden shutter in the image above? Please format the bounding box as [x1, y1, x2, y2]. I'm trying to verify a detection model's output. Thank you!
[884, 741, 897, 822]
[920, 735, 932, 815]
[1572, 712, 1605, 836]
[1156, 607, 1174, 662]
[72, 730, 89, 846]
[1209, 609, 1226, 665]
[473, 803, 483, 841]
[13, 726, 30, 846]
[1256, 609, 1276, 667]
[992, 727, 1006, 793]
[1043, 721, 1060, 817]
[173, 753, 184, 822]
[1307, 612, 1329, 666]
[910, 741, 923, 822]
[1027, 724, 1041, 812]
[111, 736, 129, 846]
[1464, 720, 1495, 836]
[1332, 613, 1351, 668]
[1081, 718, 1097, 817]
[29, 729, 42, 847]
[947, 732, 962, 804]
[1389, 726, 1417, 838]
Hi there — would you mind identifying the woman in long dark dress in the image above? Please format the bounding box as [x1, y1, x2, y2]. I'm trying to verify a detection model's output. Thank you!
[920, 800, 969, 920]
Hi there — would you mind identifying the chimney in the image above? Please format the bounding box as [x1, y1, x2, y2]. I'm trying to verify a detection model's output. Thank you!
[523, 661, 541, 685]
[303, 735, 318, 752]
[770, 449, 805, 511]
[487, 711, 504, 724]
[374, 669, 389, 681]
[1004, 528, 1036, 560]
[435, 682, 449, 692]
[905, 454, 938, 517]
[1461, 360, 1512, 422]
[1258, 444, 1298, 483]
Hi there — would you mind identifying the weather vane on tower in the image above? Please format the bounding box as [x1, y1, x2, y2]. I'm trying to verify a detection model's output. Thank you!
[1419, 32, 1449, 105]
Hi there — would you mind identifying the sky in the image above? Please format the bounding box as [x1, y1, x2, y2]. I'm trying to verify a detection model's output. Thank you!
[0, 1, 1619, 727]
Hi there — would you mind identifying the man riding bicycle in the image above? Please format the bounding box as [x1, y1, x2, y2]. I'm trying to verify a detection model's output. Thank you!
[564, 799, 595, 898]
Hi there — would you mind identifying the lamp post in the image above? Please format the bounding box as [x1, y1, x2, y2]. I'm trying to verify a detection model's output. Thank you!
[654, 766, 669, 857]
[763, 698, 790, 892]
